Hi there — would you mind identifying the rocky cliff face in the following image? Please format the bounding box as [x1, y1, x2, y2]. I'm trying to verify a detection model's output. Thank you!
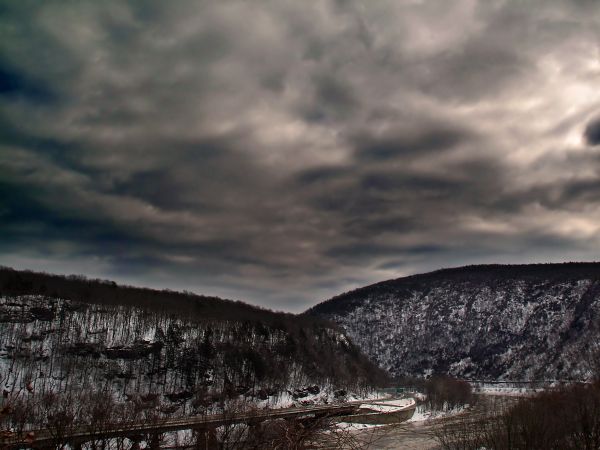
[307, 263, 600, 380]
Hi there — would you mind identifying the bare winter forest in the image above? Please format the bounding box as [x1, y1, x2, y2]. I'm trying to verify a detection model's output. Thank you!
[0, 267, 386, 443]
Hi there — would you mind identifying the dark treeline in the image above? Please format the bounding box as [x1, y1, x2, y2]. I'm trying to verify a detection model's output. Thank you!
[394, 375, 473, 411]
[0, 266, 325, 329]
[436, 382, 600, 450]
[423, 376, 473, 411]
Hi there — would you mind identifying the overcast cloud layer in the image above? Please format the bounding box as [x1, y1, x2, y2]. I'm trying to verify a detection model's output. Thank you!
[1, 0, 600, 311]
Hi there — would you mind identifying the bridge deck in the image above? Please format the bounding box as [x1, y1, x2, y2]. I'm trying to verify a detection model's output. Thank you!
[2, 403, 361, 448]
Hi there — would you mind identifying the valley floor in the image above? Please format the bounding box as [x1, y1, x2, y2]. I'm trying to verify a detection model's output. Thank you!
[354, 394, 520, 450]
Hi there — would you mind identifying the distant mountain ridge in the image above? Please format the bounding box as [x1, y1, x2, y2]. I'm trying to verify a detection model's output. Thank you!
[307, 263, 600, 380]
[0, 265, 287, 324]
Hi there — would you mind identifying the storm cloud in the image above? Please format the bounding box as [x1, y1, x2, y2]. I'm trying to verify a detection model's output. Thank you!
[585, 117, 600, 146]
[1, 0, 600, 311]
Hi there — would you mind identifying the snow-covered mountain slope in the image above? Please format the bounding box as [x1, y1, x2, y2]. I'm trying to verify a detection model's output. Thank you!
[0, 268, 385, 416]
[307, 263, 600, 380]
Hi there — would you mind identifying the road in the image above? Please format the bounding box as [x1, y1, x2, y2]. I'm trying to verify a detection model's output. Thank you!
[3, 394, 517, 449]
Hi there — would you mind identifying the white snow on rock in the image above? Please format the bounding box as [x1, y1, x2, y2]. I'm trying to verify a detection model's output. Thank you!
[311, 267, 600, 381]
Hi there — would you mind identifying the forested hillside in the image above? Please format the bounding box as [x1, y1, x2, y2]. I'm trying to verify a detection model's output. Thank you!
[0, 267, 386, 432]
[308, 263, 600, 381]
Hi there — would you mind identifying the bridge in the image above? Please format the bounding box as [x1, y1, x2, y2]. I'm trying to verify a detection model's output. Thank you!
[1, 403, 361, 449]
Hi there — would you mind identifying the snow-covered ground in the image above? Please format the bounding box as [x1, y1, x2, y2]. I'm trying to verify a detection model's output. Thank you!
[407, 404, 467, 423]
[336, 422, 385, 431]
[359, 397, 416, 413]
[254, 388, 388, 410]
[473, 383, 546, 396]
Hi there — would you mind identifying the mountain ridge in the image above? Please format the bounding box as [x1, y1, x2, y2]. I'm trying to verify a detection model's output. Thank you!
[0, 266, 387, 424]
[307, 262, 600, 381]
[0, 265, 290, 324]
[307, 262, 600, 315]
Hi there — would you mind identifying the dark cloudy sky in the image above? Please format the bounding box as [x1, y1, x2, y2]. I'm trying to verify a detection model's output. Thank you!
[1, 1, 600, 311]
